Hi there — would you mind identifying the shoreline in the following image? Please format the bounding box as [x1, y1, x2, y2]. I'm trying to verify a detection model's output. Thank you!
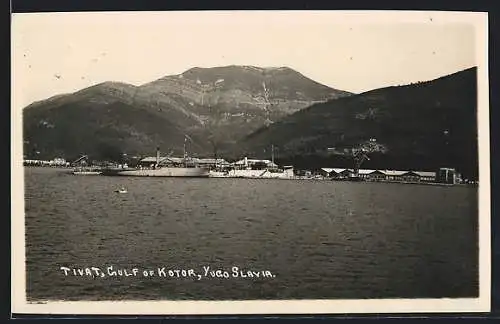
[23, 166, 476, 187]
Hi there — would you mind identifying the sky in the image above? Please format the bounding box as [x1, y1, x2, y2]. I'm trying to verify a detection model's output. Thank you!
[12, 11, 485, 108]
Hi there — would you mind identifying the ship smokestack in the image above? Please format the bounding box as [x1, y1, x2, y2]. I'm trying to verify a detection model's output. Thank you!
[244, 156, 248, 168]
[156, 146, 160, 166]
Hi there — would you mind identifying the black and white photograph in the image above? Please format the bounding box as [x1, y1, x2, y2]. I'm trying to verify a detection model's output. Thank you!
[11, 10, 490, 315]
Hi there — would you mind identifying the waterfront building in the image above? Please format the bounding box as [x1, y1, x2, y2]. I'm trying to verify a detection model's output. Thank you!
[233, 157, 278, 169]
[357, 169, 378, 180]
[24, 158, 70, 167]
[51, 157, 68, 166]
[24, 159, 51, 166]
[380, 170, 408, 181]
[319, 168, 352, 179]
[413, 171, 437, 182]
[379, 170, 437, 182]
[437, 168, 459, 184]
[319, 167, 439, 183]
[319, 168, 335, 177]
[332, 168, 352, 179]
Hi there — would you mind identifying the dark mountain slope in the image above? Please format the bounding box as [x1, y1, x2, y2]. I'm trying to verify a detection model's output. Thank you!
[234, 67, 478, 179]
[22, 82, 207, 161]
[23, 99, 200, 162]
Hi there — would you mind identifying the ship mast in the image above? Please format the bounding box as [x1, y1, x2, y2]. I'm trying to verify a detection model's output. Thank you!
[271, 144, 275, 168]
[156, 146, 160, 168]
[214, 146, 218, 170]
[183, 136, 187, 167]
[183, 134, 194, 168]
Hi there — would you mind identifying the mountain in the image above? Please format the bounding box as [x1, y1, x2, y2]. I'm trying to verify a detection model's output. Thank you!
[233, 67, 478, 180]
[143, 65, 348, 106]
[23, 66, 350, 161]
[138, 65, 351, 145]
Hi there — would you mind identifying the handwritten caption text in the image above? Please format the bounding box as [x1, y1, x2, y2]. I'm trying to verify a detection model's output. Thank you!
[59, 265, 276, 280]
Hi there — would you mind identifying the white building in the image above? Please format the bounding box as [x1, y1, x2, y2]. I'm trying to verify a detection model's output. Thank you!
[233, 157, 278, 169]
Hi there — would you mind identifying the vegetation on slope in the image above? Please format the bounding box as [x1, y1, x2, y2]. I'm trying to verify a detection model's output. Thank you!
[233, 67, 478, 179]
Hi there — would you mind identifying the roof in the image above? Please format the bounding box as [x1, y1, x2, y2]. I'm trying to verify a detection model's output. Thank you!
[358, 169, 377, 175]
[314, 168, 438, 177]
[321, 168, 350, 174]
[380, 170, 408, 176]
[413, 171, 436, 177]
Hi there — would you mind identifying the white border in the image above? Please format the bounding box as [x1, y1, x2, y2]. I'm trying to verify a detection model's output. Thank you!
[11, 10, 490, 315]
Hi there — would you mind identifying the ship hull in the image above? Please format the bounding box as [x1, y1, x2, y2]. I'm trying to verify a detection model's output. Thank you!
[72, 171, 102, 175]
[209, 169, 295, 179]
[102, 167, 210, 177]
[208, 171, 230, 178]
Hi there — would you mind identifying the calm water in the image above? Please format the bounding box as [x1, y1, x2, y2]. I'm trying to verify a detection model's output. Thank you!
[24, 167, 478, 301]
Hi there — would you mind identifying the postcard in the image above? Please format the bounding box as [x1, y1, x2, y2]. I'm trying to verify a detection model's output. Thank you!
[11, 10, 490, 315]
